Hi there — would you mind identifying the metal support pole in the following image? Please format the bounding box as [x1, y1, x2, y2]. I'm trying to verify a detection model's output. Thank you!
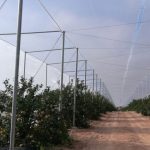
[100, 78, 102, 95]
[146, 77, 148, 96]
[136, 88, 138, 99]
[101, 82, 103, 96]
[68, 75, 70, 84]
[140, 85, 143, 98]
[85, 60, 87, 92]
[9, 0, 23, 150]
[46, 64, 47, 88]
[73, 48, 78, 127]
[59, 31, 65, 111]
[148, 77, 150, 95]
[93, 70, 95, 93]
[92, 70, 95, 100]
[96, 74, 98, 93]
[23, 51, 26, 78]
[103, 82, 104, 97]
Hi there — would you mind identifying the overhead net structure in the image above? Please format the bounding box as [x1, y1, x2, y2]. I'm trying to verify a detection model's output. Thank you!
[0, 0, 112, 99]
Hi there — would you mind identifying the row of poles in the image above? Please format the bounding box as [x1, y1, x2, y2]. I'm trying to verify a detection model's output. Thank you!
[130, 75, 150, 100]
[8, 0, 112, 149]
[23, 47, 106, 123]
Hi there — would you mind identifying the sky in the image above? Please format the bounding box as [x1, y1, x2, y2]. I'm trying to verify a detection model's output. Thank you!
[0, 0, 150, 106]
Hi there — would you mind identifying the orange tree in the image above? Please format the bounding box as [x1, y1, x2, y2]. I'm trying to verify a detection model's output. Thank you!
[123, 96, 150, 116]
[0, 78, 70, 148]
[0, 78, 116, 148]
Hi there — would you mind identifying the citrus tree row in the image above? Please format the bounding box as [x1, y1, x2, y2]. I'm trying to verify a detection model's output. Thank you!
[0, 77, 116, 148]
[123, 96, 150, 116]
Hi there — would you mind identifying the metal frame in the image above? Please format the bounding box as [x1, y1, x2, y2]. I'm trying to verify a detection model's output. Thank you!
[64, 69, 93, 73]
[23, 47, 76, 79]
[7, 0, 114, 149]
[93, 70, 95, 93]
[59, 31, 65, 111]
[47, 60, 86, 66]
[96, 74, 98, 93]
[10, 0, 23, 149]
[0, 30, 61, 36]
[85, 60, 87, 93]
[69, 74, 93, 77]
[26, 47, 76, 54]
[73, 48, 78, 127]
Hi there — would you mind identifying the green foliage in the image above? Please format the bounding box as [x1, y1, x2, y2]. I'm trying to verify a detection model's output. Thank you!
[0, 77, 116, 148]
[0, 78, 69, 148]
[61, 80, 116, 128]
[123, 96, 150, 116]
[0, 80, 12, 147]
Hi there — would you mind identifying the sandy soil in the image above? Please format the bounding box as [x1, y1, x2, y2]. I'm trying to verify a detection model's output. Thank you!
[59, 111, 150, 150]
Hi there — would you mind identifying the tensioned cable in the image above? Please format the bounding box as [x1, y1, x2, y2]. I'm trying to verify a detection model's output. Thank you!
[132, 81, 149, 99]
[65, 51, 77, 64]
[0, 37, 64, 69]
[2, 35, 149, 58]
[0, 30, 61, 36]
[65, 35, 77, 47]
[36, 0, 94, 86]
[78, 50, 99, 91]
[68, 32, 150, 47]
[98, 49, 150, 60]
[33, 34, 62, 78]
[36, 0, 146, 102]
[66, 35, 97, 79]
[67, 17, 149, 101]
[0, 0, 7, 11]
[79, 61, 85, 70]
[79, 45, 127, 95]
[32, 0, 97, 85]
[37, 0, 62, 32]
[93, 60, 150, 71]
[78, 50, 94, 70]
[0, 38, 55, 64]
[68, 61, 85, 80]
[79, 46, 150, 49]
[78, 50, 101, 90]
[37, 0, 83, 78]
[49, 53, 81, 88]
[65, 35, 91, 69]
[0, 38, 17, 47]
[0, 38, 52, 63]
[79, 47, 137, 62]
[99, 74, 142, 83]
[68, 62, 87, 85]
[0, 0, 111, 97]
[35, 0, 111, 98]
[49, 51, 77, 88]
[67, 20, 150, 32]
[0, 37, 64, 81]
[32, 1, 89, 85]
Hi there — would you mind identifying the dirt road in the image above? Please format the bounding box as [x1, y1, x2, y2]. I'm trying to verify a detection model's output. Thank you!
[62, 111, 150, 150]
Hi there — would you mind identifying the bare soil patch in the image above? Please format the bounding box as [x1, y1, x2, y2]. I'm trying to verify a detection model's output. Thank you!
[58, 111, 150, 150]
